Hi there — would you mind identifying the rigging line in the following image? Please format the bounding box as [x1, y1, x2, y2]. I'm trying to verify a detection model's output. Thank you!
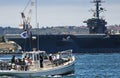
[23, 0, 31, 12]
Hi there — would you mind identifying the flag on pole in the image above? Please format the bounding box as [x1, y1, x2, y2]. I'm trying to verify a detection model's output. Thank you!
[20, 31, 28, 39]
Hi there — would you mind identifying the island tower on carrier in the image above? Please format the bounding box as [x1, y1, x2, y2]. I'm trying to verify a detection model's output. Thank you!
[84, 0, 107, 34]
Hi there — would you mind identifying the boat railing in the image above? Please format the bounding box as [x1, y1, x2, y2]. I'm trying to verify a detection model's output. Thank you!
[48, 49, 73, 66]
[59, 49, 73, 60]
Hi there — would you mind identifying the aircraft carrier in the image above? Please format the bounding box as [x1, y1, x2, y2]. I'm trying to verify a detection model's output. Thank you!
[4, 0, 120, 53]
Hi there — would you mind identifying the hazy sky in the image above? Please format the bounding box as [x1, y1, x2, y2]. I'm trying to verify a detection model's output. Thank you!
[0, 0, 120, 28]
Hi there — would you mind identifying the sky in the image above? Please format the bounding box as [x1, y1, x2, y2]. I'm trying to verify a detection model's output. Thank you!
[0, 0, 120, 28]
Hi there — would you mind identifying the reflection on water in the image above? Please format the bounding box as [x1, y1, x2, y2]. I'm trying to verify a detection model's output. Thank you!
[1, 53, 120, 78]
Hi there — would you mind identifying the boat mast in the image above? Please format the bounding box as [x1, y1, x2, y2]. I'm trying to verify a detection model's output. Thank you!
[35, 0, 39, 50]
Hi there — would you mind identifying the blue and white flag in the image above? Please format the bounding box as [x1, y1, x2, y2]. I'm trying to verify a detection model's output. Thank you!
[20, 31, 28, 39]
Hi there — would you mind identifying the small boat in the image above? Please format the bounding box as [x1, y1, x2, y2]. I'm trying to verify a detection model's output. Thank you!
[0, 0, 75, 77]
[0, 49, 75, 77]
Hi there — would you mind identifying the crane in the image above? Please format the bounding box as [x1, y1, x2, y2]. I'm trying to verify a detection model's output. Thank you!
[20, 0, 35, 31]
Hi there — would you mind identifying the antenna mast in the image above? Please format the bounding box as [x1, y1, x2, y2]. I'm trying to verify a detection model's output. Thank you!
[92, 0, 104, 19]
[84, 0, 107, 34]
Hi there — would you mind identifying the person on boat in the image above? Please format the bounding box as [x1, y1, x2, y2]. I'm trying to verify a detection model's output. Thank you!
[55, 53, 60, 66]
[48, 54, 53, 63]
[24, 56, 29, 70]
[24, 56, 27, 60]
[15, 58, 22, 71]
[56, 53, 60, 60]
[11, 55, 16, 64]
[39, 55, 43, 68]
[21, 56, 29, 71]
[54, 53, 64, 65]
[21, 58, 26, 70]
[27, 57, 32, 65]
[11, 55, 16, 69]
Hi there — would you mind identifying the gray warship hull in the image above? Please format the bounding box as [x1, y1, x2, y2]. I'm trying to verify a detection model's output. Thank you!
[5, 34, 120, 53]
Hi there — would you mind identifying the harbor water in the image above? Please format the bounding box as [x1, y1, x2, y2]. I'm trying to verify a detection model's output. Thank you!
[1, 53, 120, 78]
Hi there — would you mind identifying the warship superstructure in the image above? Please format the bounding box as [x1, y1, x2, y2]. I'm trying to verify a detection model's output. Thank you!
[84, 0, 107, 34]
